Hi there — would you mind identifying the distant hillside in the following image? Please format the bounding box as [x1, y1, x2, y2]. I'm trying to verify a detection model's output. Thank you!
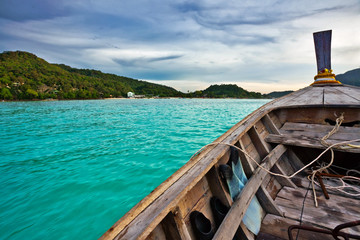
[265, 91, 294, 98]
[187, 84, 264, 98]
[336, 68, 360, 86]
[0, 51, 183, 100]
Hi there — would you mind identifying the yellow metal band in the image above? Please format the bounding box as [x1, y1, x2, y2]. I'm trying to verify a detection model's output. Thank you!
[311, 80, 342, 85]
[312, 68, 342, 85]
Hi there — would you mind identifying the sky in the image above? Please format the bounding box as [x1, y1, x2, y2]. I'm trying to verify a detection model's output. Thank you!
[0, 0, 359, 93]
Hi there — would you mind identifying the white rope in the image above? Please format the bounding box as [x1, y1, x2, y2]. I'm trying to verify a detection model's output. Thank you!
[188, 113, 360, 207]
[310, 176, 360, 197]
[190, 138, 360, 179]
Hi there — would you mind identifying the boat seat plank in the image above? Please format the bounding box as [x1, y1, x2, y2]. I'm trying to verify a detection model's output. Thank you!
[280, 122, 360, 139]
[265, 134, 360, 153]
[213, 145, 287, 240]
[274, 186, 360, 235]
[291, 174, 360, 200]
[259, 214, 334, 240]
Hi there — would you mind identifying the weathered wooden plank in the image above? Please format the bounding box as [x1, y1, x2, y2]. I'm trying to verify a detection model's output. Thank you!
[213, 145, 287, 240]
[265, 175, 283, 200]
[242, 133, 262, 164]
[159, 213, 182, 240]
[172, 209, 193, 240]
[275, 186, 360, 235]
[286, 149, 305, 171]
[238, 140, 284, 216]
[237, 223, 255, 240]
[275, 107, 360, 126]
[206, 166, 233, 210]
[262, 114, 281, 134]
[256, 184, 284, 216]
[271, 87, 315, 108]
[238, 140, 256, 177]
[145, 224, 167, 240]
[336, 85, 360, 101]
[291, 174, 360, 200]
[260, 214, 334, 240]
[324, 87, 360, 105]
[281, 87, 324, 107]
[254, 120, 269, 140]
[176, 177, 211, 219]
[271, 161, 297, 188]
[279, 130, 360, 142]
[257, 231, 287, 240]
[276, 154, 296, 175]
[265, 134, 360, 153]
[280, 122, 360, 134]
[248, 126, 270, 158]
[277, 186, 360, 215]
[268, 112, 283, 129]
[248, 125, 296, 188]
[276, 200, 360, 236]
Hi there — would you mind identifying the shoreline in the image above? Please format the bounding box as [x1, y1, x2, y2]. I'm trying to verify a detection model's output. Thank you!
[1, 97, 274, 102]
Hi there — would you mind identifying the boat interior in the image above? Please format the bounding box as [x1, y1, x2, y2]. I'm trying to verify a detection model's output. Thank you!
[102, 102, 360, 240]
[100, 29, 360, 240]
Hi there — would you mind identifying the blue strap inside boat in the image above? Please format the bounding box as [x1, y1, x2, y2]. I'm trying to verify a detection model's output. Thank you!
[226, 159, 262, 235]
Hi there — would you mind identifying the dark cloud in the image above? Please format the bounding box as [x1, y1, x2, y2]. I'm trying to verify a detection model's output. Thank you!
[148, 55, 183, 62]
[113, 54, 183, 67]
[112, 58, 138, 67]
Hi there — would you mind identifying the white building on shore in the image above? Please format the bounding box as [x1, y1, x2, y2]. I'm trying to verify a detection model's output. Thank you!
[127, 92, 135, 98]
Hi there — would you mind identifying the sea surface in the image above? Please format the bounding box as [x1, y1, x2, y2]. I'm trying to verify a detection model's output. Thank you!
[0, 98, 271, 239]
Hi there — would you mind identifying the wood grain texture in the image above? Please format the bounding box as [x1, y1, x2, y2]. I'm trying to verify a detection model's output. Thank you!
[262, 114, 281, 135]
[260, 214, 334, 240]
[324, 87, 360, 105]
[212, 145, 287, 240]
[336, 85, 360, 101]
[275, 186, 360, 235]
[265, 134, 360, 153]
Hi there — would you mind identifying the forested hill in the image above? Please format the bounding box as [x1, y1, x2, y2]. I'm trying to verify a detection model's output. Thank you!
[6, 50, 356, 100]
[0, 51, 183, 100]
[336, 68, 360, 86]
[188, 84, 264, 98]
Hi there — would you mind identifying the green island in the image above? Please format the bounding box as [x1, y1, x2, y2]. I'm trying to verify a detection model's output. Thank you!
[1, 51, 358, 101]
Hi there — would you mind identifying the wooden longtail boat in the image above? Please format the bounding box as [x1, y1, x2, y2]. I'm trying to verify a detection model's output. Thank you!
[100, 30, 360, 240]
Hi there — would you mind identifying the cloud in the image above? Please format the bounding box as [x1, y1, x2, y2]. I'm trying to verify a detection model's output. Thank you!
[0, 0, 71, 21]
[0, 0, 359, 93]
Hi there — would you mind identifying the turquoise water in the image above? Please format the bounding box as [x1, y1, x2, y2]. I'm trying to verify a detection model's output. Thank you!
[0, 98, 270, 239]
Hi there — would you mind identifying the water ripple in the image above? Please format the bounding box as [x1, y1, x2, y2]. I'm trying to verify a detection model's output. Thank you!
[0, 98, 270, 239]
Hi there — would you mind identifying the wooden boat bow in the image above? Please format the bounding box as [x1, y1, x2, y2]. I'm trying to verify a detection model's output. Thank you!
[100, 30, 360, 240]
